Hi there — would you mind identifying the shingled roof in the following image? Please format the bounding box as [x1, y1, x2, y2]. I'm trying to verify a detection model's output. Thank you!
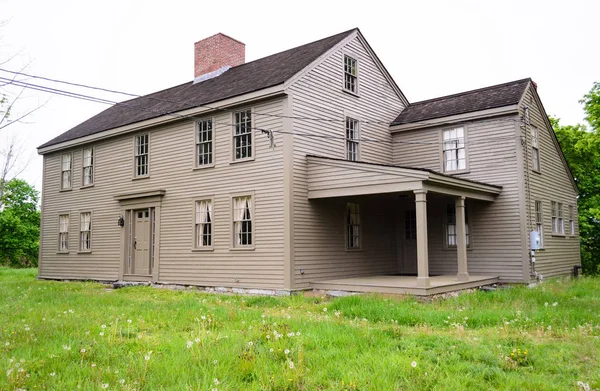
[391, 78, 531, 126]
[39, 29, 356, 149]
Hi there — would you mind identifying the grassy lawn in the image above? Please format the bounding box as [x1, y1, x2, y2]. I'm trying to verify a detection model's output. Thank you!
[1, 268, 599, 390]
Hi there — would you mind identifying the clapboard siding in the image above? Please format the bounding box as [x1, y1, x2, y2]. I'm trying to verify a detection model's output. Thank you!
[392, 116, 526, 281]
[520, 86, 580, 278]
[40, 98, 286, 289]
[289, 34, 406, 288]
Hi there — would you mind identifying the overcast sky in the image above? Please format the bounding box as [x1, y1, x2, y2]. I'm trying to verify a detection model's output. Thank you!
[1, 0, 598, 191]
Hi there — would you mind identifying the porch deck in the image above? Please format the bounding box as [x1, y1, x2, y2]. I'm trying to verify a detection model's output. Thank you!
[311, 275, 499, 296]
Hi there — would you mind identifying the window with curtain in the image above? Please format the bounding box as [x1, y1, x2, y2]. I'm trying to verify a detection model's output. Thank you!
[234, 110, 252, 160]
[80, 212, 92, 251]
[535, 200, 544, 247]
[82, 148, 94, 186]
[195, 200, 213, 247]
[58, 214, 69, 251]
[446, 204, 470, 247]
[233, 196, 252, 247]
[346, 202, 360, 249]
[344, 55, 357, 93]
[442, 127, 466, 172]
[531, 128, 540, 172]
[61, 153, 72, 189]
[346, 117, 359, 161]
[196, 119, 213, 166]
[135, 134, 149, 177]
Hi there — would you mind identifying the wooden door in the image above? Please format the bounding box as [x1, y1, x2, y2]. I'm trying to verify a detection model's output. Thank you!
[401, 209, 418, 275]
[132, 209, 150, 275]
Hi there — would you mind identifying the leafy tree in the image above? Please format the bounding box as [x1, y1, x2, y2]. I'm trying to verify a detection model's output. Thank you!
[0, 179, 40, 267]
[551, 82, 600, 275]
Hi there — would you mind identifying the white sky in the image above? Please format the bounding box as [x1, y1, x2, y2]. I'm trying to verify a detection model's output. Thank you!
[1, 0, 598, 191]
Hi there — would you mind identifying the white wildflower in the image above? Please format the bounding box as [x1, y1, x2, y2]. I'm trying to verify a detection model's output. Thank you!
[284, 349, 290, 355]
[120, 379, 125, 384]
[213, 378, 220, 385]
[101, 384, 108, 389]
[99, 332, 104, 337]
[552, 302, 558, 307]
[323, 307, 327, 312]
[101, 325, 107, 329]
[195, 338, 200, 343]
[127, 319, 132, 324]
[411, 361, 417, 368]
[144, 355, 150, 361]
[62, 345, 71, 351]
[247, 341, 253, 347]
[296, 332, 300, 336]
[80, 349, 86, 353]
[544, 302, 549, 307]
[213, 360, 218, 365]
[50, 372, 56, 377]
[289, 361, 295, 369]
[186, 341, 193, 349]
[269, 348, 274, 352]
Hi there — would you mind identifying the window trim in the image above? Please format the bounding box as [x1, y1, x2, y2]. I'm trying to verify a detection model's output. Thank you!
[531, 127, 541, 173]
[192, 197, 215, 251]
[534, 200, 544, 249]
[231, 109, 255, 164]
[551, 201, 565, 236]
[57, 213, 70, 254]
[342, 54, 359, 95]
[440, 126, 469, 174]
[194, 118, 215, 169]
[133, 133, 150, 179]
[345, 202, 361, 251]
[230, 192, 255, 250]
[345, 116, 360, 161]
[443, 202, 472, 250]
[60, 152, 73, 191]
[78, 211, 93, 253]
[569, 205, 575, 236]
[81, 146, 95, 188]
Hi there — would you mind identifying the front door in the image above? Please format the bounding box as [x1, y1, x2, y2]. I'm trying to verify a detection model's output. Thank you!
[401, 209, 418, 275]
[127, 209, 152, 276]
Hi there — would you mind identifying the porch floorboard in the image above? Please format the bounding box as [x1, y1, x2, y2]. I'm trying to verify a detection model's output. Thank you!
[310, 275, 499, 296]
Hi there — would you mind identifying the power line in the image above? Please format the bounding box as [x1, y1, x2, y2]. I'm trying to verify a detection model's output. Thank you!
[0, 67, 525, 128]
[1, 76, 522, 147]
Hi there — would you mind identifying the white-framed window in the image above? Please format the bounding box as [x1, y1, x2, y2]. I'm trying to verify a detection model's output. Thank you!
[446, 204, 470, 247]
[233, 110, 252, 160]
[345, 117, 359, 161]
[82, 147, 94, 186]
[61, 153, 72, 190]
[346, 202, 360, 249]
[194, 199, 213, 248]
[58, 214, 69, 252]
[233, 195, 253, 247]
[404, 209, 416, 240]
[79, 212, 92, 251]
[196, 119, 213, 166]
[535, 200, 544, 248]
[531, 127, 540, 172]
[551, 201, 564, 235]
[442, 127, 466, 172]
[343, 55, 357, 93]
[569, 205, 575, 235]
[135, 134, 149, 177]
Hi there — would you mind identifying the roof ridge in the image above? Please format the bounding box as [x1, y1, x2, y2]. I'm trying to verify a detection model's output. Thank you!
[408, 78, 532, 106]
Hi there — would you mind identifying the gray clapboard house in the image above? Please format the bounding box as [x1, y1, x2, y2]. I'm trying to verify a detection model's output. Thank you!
[37, 28, 580, 295]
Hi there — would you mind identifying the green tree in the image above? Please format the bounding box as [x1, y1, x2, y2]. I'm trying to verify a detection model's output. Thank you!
[550, 82, 600, 275]
[0, 178, 40, 267]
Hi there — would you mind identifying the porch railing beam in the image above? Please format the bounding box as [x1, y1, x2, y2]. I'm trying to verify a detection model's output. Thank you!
[414, 190, 430, 288]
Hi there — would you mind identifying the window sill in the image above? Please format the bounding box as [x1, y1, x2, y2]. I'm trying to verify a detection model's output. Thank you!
[229, 246, 255, 251]
[59, 188, 73, 192]
[551, 234, 566, 238]
[230, 157, 255, 165]
[56, 251, 70, 254]
[442, 247, 474, 251]
[77, 250, 92, 254]
[132, 175, 150, 181]
[532, 169, 542, 175]
[342, 89, 360, 98]
[192, 164, 215, 171]
[345, 248, 363, 252]
[443, 169, 471, 176]
[80, 184, 95, 189]
[191, 247, 214, 252]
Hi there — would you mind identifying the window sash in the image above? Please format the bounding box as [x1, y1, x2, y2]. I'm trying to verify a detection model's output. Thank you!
[58, 215, 69, 251]
[234, 110, 252, 160]
[61, 154, 72, 189]
[233, 196, 253, 247]
[196, 120, 213, 166]
[135, 134, 149, 177]
[442, 128, 466, 171]
[551, 201, 564, 234]
[346, 202, 360, 249]
[569, 205, 575, 235]
[195, 200, 213, 247]
[346, 117, 359, 161]
[344, 55, 357, 93]
[535, 201, 544, 247]
[79, 212, 92, 251]
[82, 148, 94, 185]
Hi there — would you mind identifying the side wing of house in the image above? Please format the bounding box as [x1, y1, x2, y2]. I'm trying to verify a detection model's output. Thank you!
[519, 85, 580, 278]
[39, 97, 287, 289]
[286, 31, 407, 289]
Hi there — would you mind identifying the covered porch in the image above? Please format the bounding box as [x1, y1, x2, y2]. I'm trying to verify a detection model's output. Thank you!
[305, 155, 503, 295]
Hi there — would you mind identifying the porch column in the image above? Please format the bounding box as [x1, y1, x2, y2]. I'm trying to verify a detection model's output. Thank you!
[414, 190, 430, 288]
[455, 196, 469, 281]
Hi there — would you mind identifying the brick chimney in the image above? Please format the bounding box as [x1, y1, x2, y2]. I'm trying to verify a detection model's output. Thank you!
[194, 33, 245, 82]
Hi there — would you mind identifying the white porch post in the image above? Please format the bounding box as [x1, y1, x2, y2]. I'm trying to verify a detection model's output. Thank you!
[414, 190, 430, 288]
[455, 196, 469, 281]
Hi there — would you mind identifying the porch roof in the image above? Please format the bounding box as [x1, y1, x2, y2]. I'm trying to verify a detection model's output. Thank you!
[306, 155, 502, 201]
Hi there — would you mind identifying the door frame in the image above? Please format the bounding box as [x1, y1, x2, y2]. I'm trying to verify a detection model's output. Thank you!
[115, 190, 165, 282]
[126, 208, 154, 278]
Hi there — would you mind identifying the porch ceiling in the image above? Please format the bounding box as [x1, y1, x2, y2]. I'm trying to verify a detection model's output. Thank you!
[306, 155, 502, 201]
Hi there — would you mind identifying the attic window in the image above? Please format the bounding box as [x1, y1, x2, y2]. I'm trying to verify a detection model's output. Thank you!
[344, 55, 357, 93]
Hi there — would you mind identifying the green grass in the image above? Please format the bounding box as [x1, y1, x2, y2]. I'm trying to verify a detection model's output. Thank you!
[1, 268, 599, 390]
